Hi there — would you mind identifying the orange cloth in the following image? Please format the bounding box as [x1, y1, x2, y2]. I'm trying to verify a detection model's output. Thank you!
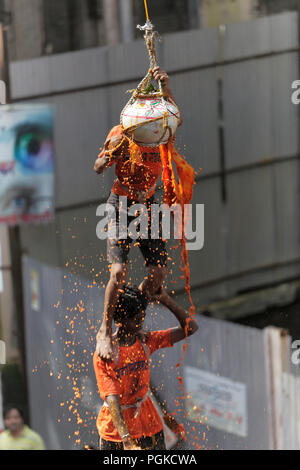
[160, 141, 195, 208]
[160, 140, 196, 324]
[93, 329, 173, 441]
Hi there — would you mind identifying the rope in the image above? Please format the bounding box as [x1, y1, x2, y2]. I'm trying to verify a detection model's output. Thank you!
[144, 0, 150, 21]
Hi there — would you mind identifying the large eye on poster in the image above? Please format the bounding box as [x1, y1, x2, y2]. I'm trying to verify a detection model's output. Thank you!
[0, 104, 55, 225]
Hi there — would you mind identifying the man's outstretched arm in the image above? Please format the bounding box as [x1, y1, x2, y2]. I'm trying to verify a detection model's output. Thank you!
[94, 134, 126, 175]
[153, 289, 198, 344]
[152, 67, 183, 127]
[94, 153, 112, 175]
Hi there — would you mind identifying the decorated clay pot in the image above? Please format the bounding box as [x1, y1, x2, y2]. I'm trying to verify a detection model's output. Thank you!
[121, 96, 181, 147]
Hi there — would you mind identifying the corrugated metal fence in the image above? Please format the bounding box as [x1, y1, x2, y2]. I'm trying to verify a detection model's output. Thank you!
[22, 256, 300, 450]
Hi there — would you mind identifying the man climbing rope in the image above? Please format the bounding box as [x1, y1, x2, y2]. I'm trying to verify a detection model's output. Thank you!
[94, 67, 181, 360]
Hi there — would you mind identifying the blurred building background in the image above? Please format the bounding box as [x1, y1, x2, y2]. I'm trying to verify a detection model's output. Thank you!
[5, 0, 300, 60]
[0, 0, 300, 448]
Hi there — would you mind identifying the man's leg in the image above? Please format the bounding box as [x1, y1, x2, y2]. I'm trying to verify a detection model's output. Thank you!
[138, 195, 168, 297]
[96, 262, 127, 359]
[139, 201, 168, 297]
[97, 192, 133, 359]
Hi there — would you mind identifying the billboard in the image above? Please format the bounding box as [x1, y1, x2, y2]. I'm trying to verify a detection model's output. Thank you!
[0, 104, 55, 225]
[184, 366, 248, 438]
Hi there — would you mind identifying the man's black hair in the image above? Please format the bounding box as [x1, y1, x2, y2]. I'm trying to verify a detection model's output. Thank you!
[113, 285, 148, 324]
[3, 405, 25, 421]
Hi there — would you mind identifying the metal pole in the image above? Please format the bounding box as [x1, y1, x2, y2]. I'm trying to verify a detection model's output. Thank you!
[0, 21, 9, 102]
[0, 17, 29, 423]
[103, 0, 120, 45]
[120, 0, 134, 43]
[0, 23, 6, 104]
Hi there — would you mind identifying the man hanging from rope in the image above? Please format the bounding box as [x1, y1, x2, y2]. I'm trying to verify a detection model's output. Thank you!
[93, 285, 198, 450]
[94, 67, 182, 360]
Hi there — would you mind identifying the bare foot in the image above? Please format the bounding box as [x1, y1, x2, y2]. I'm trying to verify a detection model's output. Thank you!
[96, 330, 113, 360]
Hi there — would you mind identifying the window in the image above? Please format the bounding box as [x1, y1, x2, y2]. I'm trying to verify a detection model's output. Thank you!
[133, 0, 190, 37]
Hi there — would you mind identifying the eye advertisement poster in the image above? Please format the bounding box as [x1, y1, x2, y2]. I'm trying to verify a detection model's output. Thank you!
[0, 105, 55, 226]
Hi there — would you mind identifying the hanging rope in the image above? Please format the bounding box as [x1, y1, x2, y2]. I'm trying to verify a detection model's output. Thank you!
[144, 0, 150, 21]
